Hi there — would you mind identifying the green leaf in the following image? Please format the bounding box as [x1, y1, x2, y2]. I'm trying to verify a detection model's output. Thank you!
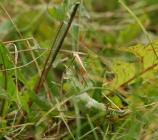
[19, 92, 30, 113]
[109, 40, 158, 88]
[0, 88, 9, 100]
[27, 90, 51, 111]
[0, 44, 16, 96]
[48, 4, 66, 21]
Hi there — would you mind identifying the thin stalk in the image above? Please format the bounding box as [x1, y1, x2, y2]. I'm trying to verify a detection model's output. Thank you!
[119, 0, 158, 59]
[34, 2, 80, 94]
[87, 114, 100, 140]
[0, 3, 51, 100]
[55, 98, 75, 140]
[74, 102, 81, 139]
[0, 46, 7, 117]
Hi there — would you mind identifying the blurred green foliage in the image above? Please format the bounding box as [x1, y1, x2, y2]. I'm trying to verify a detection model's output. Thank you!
[1, 0, 158, 139]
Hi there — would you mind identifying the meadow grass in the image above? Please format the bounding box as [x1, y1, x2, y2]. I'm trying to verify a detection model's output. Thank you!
[1, 0, 158, 140]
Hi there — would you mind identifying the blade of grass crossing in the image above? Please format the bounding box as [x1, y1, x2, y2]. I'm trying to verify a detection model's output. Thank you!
[34, 2, 80, 94]
[87, 114, 99, 140]
[119, 0, 158, 59]
[55, 98, 75, 140]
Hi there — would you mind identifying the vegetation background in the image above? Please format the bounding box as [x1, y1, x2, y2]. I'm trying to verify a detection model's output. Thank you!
[0, 0, 158, 139]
